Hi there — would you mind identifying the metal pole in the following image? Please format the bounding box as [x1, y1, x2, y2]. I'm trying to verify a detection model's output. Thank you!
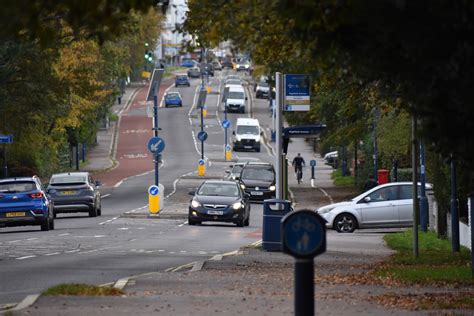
[224, 106, 228, 159]
[3, 144, 7, 178]
[411, 114, 419, 257]
[451, 155, 460, 252]
[153, 94, 159, 186]
[294, 259, 314, 316]
[469, 194, 474, 278]
[419, 142, 428, 232]
[276, 72, 284, 200]
[373, 115, 378, 183]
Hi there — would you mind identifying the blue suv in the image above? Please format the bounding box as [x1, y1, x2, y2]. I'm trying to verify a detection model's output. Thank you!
[0, 176, 54, 231]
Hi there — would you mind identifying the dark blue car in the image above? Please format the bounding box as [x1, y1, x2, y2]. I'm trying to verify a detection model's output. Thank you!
[0, 176, 54, 231]
[175, 75, 190, 87]
[164, 92, 183, 107]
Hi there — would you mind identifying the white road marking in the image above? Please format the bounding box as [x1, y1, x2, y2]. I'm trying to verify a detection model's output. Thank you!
[58, 233, 70, 236]
[102, 194, 111, 198]
[16, 255, 36, 260]
[158, 249, 165, 252]
[26, 238, 38, 241]
[94, 235, 106, 238]
[65, 249, 80, 253]
[99, 216, 119, 225]
[317, 187, 334, 204]
[44, 252, 60, 256]
[118, 227, 129, 230]
[9, 240, 21, 243]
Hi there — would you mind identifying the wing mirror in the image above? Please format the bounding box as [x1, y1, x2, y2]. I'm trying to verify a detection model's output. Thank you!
[188, 191, 196, 196]
[225, 170, 230, 174]
[363, 196, 371, 203]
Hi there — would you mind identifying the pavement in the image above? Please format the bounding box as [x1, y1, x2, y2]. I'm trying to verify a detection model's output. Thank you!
[5, 72, 473, 315]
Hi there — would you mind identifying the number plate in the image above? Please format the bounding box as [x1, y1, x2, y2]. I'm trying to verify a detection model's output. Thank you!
[251, 191, 263, 196]
[6, 212, 26, 217]
[207, 210, 224, 215]
[61, 191, 77, 195]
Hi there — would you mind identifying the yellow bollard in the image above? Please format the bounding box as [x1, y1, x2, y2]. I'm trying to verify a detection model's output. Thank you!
[206, 86, 212, 94]
[225, 149, 232, 161]
[148, 185, 160, 214]
[202, 107, 208, 118]
[197, 159, 206, 176]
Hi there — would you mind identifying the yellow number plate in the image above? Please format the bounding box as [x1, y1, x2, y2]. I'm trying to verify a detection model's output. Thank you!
[6, 212, 26, 217]
[61, 191, 77, 195]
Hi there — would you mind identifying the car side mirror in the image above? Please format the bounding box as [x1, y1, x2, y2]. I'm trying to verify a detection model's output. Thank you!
[363, 196, 371, 203]
[225, 170, 230, 174]
[245, 97, 248, 100]
[188, 191, 195, 196]
[260, 131, 264, 136]
[95, 181, 102, 187]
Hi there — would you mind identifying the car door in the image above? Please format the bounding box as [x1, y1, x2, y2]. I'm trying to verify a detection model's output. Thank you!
[397, 185, 415, 226]
[355, 186, 399, 227]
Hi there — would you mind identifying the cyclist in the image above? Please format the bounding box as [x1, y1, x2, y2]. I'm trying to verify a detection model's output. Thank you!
[292, 153, 306, 183]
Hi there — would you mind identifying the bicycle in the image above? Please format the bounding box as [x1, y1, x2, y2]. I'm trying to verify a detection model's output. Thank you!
[295, 166, 303, 184]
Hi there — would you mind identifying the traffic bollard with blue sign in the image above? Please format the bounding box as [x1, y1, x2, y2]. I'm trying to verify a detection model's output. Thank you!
[202, 105, 208, 118]
[197, 159, 206, 176]
[310, 159, 316, 187]
[262, 199, 292, 251]
[148, 184, 164, 215]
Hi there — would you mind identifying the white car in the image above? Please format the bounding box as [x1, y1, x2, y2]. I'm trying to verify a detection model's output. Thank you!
[316, 182, 433, 233]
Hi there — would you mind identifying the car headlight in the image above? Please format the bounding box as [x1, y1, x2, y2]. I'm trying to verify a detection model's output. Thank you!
[317, 206, 335, 215]
[232, 202, 243, 210]
[236, 137, 241, 142]
[269, 185, 276, 191]
[191, 200, 201, 208]
[240, 184, 246, 189]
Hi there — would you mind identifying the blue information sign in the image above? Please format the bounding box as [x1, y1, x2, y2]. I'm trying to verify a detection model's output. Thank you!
[222, 119, 231, 129]
[285, 74, 310, 97]
[0, 134, 14, 144]
[147, 136, 165, 154]
[282, 210, 326, 258]
[310, 160, 317, 167]
[198, 159, 205, 166]
[148, 185, 159, 196]
[197, 130, 208, 142]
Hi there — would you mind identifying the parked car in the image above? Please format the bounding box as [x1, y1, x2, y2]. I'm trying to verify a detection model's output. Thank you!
[164, 92, 183, 107]
[221, 59, 234, 69]
[316, 182, 433, 233]
[175, 75, 190, 87]
[324, 151, 338, 167]
[187, 67, 201, 78]
[0, 176, 54, 231]
[47, 172, 101, 218]
[188, 180, 251, 227]
[211, 61, 222, 71]
[239, 162, 276, 202]
[255, 81, 270, 98]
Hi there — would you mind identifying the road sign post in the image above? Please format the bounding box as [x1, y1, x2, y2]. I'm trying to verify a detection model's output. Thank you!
[276, 73, 284, 203]
[282, 210, 327, 316]
[0, 134, 13, 179]
[222, 119, 231, 160]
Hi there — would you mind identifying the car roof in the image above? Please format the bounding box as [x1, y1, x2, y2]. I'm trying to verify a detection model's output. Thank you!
[166, 91, 181, 96]
[236, 118, 259, 125]
[0, 177, 37, 183]
[237, 157, 260, 163]
[51, 172, 89, 178]
[243, 162, 273, 167]
[227, 85, 244, 91]
[202, 180, 239, 186]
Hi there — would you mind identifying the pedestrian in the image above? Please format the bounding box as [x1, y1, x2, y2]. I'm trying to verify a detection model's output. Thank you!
[363, 174, 378, 191]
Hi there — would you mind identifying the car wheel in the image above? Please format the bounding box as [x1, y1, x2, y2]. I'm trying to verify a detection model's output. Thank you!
[188, 218, 201, 225]
[334, 213, 357, 233]
[89, 206, 97, 217]
[255, 146, 261, 152]
[236, 215, 245, 227]
[97, 204, 102, 216]
[49, 218, 55, 230]
[53, 210, 57, 219]
[41, 218, 50, 231]
[244, 216, 250, 227]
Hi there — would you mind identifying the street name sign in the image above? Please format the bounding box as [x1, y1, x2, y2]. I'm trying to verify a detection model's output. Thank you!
[284, 74, 310, 112]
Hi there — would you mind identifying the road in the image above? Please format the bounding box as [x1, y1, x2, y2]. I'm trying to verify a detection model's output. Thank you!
[0, 69, 272, 305]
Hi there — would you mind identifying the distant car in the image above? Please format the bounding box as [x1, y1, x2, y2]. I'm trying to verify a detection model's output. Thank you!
[255, 82, 270, 98]
[324, 151, 338, 167]
[180, 59, 196, 67]
[175, 75, 190, 87]
[0, 176, 54, 231]
[201, 63, 214, 76]
[164, 92, 183, 107]
[221, 59, 234, 69]
[187, 67, 201, 78]
[236, 60, 250, 71]
[211, 61, 222, 71]
[188, 180, 251, 227]
[316, 182, 433, 233]
[239, 162, 276, 202]
[47, 172, 102, 218]
[225, 157, 261, 180]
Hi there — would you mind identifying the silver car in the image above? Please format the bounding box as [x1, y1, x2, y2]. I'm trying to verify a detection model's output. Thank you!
[316, 182, 432, 233]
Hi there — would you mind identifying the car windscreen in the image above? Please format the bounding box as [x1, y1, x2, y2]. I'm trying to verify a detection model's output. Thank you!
[227, 92, 244, 99]
[0, 181, 36, 193]
[50, 176, 86, 185]
[226, 80, 241, 85]
[241, 167, 274, 181]
[166, 93, 180, 99]
[176, 76, 187, 80]
[232, 165, 244, 174]
[237, 126, 258, 135]
[257, 82, 269, 87]
[197, 183, 240, 197]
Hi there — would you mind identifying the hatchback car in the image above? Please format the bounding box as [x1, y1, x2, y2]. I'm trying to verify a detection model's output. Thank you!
[0, 176, 54, 231]
[316, 182, 433, 233]
[255, 82, 270, 98]
[188, 180, 251, 227]
[175, 75, 190, 87]
[211, 61, 222, 71]
[180, 59, 196, 68]
[187, 67, 201, 78]
[47, 172, 102, 218]
[239, 162, 276, 202]
[164, 92, 183, 107]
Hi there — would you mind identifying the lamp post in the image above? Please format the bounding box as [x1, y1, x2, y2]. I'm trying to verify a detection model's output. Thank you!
[450, 154, 460, 252]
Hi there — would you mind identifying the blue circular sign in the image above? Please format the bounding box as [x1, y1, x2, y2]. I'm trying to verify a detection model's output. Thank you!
[198, 159, 205, 166]
[147, 136, 165, 154]
[225, 144, 232, 151]
[222, 119, 231, 129]
[197, 131, 208, 142]
[148, 185, 159, 196]
[310, 160, 317, 167]
[282, 210, 326, 258]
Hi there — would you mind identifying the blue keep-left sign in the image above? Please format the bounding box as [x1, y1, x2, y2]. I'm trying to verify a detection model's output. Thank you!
[222, 119, 231, 129]
[310, 160, 317, 167]
[198, 159, 205, 166]
[281, 210, 326, 259]
[147, 136, 165, 154]
[148, 185, 159, 196]
[197, 130, 208, 142]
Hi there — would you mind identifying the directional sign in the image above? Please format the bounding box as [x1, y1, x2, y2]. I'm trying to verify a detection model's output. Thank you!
[310, 160, 317, 167]
[225, 144, 232, 151]
[148, 185, 160, 196]
[222, 119, 231, 129]
[198, 159, 205, 166]
[197, 130, 208, 142]
[281, 210, 326, 259]
[147, 136, 165, 154]
[284, 74, 310, 112]
[0, 134, 13, 143]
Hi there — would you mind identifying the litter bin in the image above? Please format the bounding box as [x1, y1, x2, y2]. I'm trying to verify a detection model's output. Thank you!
[262, 199, 292, 251]
[378, 169, 389, 184]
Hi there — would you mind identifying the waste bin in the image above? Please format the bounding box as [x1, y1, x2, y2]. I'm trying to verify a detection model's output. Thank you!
[262, 199, 292, 251]
[378, 169, 389, 184]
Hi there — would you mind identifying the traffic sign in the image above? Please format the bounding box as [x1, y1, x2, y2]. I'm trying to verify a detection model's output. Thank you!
[197, 131, 208, 142]
[198, 159, 205, 166]
[147, 136, 165, 154]
[310, 160, 317, 167]
[284, 74, 310, 112]
[282, 210, 326, 259]
[0, 134, 13, 144]
[222, 119, 231, 129]
[225, 144, 232, 151]
[148, 185, 159, 196]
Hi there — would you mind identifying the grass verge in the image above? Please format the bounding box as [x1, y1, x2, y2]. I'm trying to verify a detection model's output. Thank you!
[164, 66, 186, 77]
[42, 284, 124, 296]
[331, 169, 355, 186]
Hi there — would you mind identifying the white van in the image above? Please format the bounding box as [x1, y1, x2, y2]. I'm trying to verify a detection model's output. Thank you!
[233, 118, 261, 152]
[225, 86, 246, 113]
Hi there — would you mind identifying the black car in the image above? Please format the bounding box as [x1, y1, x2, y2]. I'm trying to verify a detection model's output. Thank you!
[47, 172, 102, 217]
[211, 61, 222, 71]
[201, 63, 214, 76]
[239, 162, 276, 202]
[188, 180, 251, 227]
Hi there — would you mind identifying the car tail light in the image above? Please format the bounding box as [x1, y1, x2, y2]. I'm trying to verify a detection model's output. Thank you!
[29, 192, 44, 199]
[0, 195, 3, 199]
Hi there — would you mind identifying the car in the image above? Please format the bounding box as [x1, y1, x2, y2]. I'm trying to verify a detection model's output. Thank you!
[225, 158, 261, 180]
[221, 59, 234, 69]
[180, 59, 196, 68]
[236, 60, 251, 71]
[211, 61, 222, 71]
[324, 151, 338, 167]
[164, 92, 183, 107]
[316, 182, 433, 233]
[0, 176, 54, 231]
[188, 180, 251, 227]
[225, 86, 246, 113]
[232, 118, 261, 151]
[239, 162, 276, 202]
[200, 63, 214, 76]
[47, 172, 102, 218]
[255, 81, 270, 98]
[175, 75, 190, 87]
[187, 67, 201, 78]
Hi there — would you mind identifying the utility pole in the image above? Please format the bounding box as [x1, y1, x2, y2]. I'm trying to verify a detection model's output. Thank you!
[275, 72, 284, 201]
[373, 110, 378, 182]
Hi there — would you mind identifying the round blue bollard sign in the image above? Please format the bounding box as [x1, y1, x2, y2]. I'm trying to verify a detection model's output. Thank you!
[197, 131, 208, 142]
[147, 136, 165, 154]
[222, 119, 231, 129]
[198, 159, 205, 166]
[310, 160, 317, 167]
[148, 185, 159, 196]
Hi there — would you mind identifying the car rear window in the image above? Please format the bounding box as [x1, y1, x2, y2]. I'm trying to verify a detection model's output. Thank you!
[50, 176, 86, 185]
[241, 167, 274, 181]
[0, 181, 36, 193]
